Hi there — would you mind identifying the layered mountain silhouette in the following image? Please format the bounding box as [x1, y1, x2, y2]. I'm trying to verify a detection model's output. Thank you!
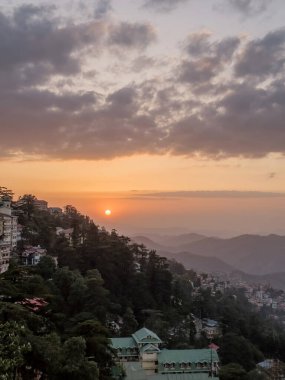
[132, 233, 285, 287]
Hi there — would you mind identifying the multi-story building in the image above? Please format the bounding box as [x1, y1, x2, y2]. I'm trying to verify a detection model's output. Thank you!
[111, 327, 219, 378]
[0, 197, 18, 273]
[14, 197, 48, 212]
[34, 199, 48, 211]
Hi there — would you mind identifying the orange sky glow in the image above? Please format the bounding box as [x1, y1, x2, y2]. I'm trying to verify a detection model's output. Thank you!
[2, 154, 285, 236]
[1, 0, 285, 237]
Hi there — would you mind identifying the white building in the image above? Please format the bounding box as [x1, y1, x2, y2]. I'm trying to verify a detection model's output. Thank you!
[0, 198, 18, 273]
[21, 245, 46, 266]
[56, 227, 74, 244]
[202, 319, 221, 340]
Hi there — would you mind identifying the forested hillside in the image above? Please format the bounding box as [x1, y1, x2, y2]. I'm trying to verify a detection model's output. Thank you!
[1, 195, 285, 379]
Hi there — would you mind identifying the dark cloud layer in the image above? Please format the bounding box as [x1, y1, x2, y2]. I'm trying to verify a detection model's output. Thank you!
[235, 28, 285, 78]
[108, 22, 156, 49]
[0, 4, 285, 161]
[0, 5, 104, 75]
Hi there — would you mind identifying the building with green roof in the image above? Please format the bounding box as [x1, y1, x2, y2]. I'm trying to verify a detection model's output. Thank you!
[123, 362, 219, 380]
[158, 349, 219, 375]
[110, 328, 220, 378]
[110, 337, 139, 361]
[132, 327, 162, 345]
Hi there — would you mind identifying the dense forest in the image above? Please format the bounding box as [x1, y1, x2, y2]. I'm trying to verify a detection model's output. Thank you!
[1, 192, 285, 379]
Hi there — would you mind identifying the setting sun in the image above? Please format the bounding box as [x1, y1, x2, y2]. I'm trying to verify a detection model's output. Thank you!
[105, 209, 112, 216]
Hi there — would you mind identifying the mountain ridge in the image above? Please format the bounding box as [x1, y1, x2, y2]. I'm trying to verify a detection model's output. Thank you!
[132, 233, 285, 276]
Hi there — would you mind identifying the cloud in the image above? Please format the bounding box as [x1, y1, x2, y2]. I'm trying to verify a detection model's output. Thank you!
[179, 57, 221, 84]
[108, 22, 156, 50]
[184, 32, 240, 59]
[235, 28, 285, 78]
[0, 5, 106, 76]
[165, 79, 285, 158]
[1, 4, 285, 162]
[131, 55, 157, 72]
[178, 33, 240, 84]
[0, 5, 160, 160]
[227, 0, 271, 16]
[142, 0, 189, 12]
[94, 0, 112, 19]
[133, 191, 285, 198]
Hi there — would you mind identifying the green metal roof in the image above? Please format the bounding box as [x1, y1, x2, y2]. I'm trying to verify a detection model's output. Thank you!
[123, 362, 219, 380]
[141, 343, 161, 353]
[158, 349, 219, 364]
[149, 374, 219, 380]
[132, 327, 162, 344]
[110, 337, 137, 349]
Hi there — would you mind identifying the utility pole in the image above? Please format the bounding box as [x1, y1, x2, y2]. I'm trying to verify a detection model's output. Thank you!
[210, 347, 213, 378]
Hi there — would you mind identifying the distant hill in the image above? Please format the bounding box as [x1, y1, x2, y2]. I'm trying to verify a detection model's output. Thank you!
[236, 271, 285, 291]
[134, 233, 285, 276]
[132, 236, 167, 251]
[169, 251, 236, 274]
[132, 233, 206, 252]
[150, 233, 206, 248]
[132, 236, 236, 274]
[183, 234, 285, 275]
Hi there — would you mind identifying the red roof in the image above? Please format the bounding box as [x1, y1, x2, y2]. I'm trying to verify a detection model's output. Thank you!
[208, 343, 219, 351]
[16, 297, 48, 311]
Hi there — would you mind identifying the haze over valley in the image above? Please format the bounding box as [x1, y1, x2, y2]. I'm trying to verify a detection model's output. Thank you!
[133, 232, 285, 289]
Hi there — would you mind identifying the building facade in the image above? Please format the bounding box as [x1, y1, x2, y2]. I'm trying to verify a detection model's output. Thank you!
[21, 245, 47, 266]
[111, 328, 219, 377]
[0, 198, 18, 273]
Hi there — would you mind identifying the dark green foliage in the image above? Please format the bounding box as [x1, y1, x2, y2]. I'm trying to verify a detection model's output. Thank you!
[60, 337, 99, 380]
[37, 256, 56, 280]
[247, 369, 269, 380]
[219, 363, 248, 380]
[121, 307, 138, 336]
[27, 332, 62, 378]
[219, 333, 264, 371]
[0, 321, 31, 380]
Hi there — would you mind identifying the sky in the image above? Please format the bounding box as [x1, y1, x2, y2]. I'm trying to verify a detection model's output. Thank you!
[1, 0, 285, 236]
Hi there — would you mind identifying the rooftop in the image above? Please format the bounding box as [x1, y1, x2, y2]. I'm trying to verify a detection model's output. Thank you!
[158, 349, 219, 364]
[111, 337, 137, 349]
[123, 362, 219, 380]
[132, 327, 162, 344]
